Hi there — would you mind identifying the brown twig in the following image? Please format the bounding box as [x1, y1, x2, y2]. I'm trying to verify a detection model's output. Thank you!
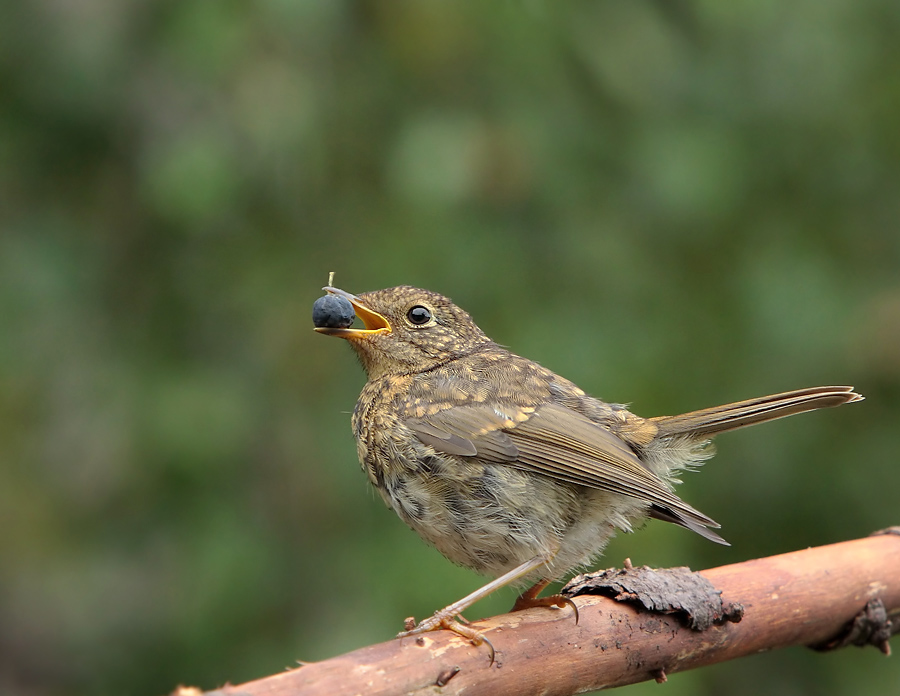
[196, 531, 899, 696]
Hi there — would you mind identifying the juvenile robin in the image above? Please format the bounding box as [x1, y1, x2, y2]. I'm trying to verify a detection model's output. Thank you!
[314, 284, 862, 650]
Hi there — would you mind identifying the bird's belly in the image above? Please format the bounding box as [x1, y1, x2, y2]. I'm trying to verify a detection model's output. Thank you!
[379, 458, 567, 577]
[377, 454, 651, 581]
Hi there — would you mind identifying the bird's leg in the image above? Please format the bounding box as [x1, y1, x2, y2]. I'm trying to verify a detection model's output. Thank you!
[397, 554, 553, 654]
[511, 579, 580, 624]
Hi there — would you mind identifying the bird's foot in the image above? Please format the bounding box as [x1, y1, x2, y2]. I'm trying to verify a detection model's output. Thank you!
[510, 583, 580, 624]
[398, 610, 495, 664]
[394, 557, 558, 665]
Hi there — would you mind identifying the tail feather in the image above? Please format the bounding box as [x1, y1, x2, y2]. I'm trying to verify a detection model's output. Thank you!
[650, 386, 863, 439]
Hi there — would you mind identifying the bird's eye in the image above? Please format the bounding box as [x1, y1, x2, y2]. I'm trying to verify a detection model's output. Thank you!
[406, 305, 433, 326]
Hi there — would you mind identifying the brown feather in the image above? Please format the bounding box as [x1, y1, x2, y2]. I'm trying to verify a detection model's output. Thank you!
[650, 386, 863, 439]
[405, 401, 721, 533]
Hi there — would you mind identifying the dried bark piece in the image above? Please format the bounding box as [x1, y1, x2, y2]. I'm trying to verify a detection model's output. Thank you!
[563, 564, 743, 630]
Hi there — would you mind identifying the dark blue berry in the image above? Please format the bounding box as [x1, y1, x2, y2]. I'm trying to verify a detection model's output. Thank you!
[312, 294, 356, 329]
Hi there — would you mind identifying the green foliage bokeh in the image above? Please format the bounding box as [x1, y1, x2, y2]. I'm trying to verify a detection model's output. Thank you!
[1, 1, 898, 695]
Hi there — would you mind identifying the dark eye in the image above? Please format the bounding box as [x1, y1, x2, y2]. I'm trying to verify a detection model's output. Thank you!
[407, 305, 432, 325]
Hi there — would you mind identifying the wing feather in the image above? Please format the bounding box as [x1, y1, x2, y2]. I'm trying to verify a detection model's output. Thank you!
[405, 401, 720, 533]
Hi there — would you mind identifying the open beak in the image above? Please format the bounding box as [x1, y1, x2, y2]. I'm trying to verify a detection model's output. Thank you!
[314, 286, 391, 338]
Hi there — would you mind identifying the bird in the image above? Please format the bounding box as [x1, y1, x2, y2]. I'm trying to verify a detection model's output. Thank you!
[314, 283, 863, 651]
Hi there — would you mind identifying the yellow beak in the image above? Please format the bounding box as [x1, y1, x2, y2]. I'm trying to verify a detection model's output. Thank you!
[314, 286, 391, 337]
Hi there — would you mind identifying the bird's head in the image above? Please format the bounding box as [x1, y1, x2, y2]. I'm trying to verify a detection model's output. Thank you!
[314, 285, 493, 379]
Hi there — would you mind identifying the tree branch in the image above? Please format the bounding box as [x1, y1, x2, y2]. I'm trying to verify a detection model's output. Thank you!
[193, 530, 899, 696]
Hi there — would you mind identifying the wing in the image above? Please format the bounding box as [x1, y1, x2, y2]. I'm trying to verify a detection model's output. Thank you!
[405, 401, 725, 543]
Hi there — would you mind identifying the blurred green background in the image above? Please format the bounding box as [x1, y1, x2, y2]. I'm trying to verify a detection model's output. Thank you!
[2, 1, 898, 694]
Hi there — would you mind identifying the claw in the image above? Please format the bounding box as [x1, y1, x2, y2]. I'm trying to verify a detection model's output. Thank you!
[482, 635, 496, 666]
[564, 596, 580, 625]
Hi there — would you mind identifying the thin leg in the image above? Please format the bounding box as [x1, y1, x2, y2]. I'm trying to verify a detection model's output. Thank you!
[397, 555, 550, 640]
